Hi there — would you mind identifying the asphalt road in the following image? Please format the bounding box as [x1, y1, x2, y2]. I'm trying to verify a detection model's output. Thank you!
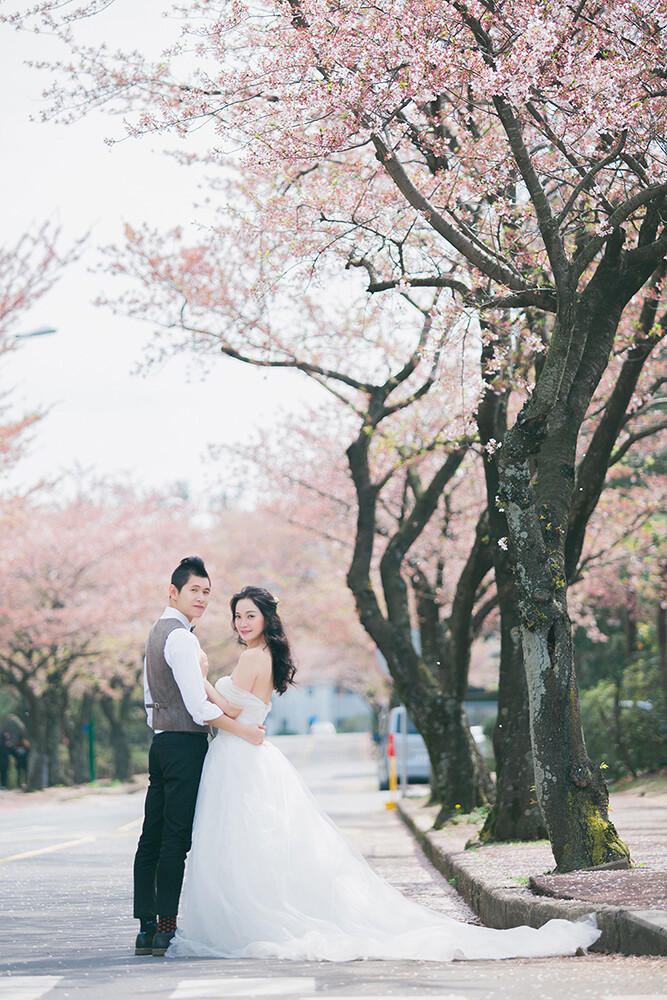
[1, 732, 665, 999]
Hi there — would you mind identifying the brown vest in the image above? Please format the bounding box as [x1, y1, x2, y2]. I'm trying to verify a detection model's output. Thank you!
[145, 617, 209, 734]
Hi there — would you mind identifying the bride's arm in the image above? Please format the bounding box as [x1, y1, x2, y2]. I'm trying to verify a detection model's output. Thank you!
[199, 650, 242, 718]
[203, 677, 241, 719]
[210, 713, 265, 744]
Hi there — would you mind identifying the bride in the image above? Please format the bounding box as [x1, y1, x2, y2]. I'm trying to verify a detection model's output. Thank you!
[168, 585, 600, 962]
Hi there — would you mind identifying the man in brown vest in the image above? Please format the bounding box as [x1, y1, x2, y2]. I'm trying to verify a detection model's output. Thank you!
[133, 556, 265, 956]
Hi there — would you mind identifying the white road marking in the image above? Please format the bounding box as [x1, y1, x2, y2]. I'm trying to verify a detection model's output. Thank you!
[170, 979, 317, 998]
[0, 977, 62, 1000]
[0, 818, 140, 862]
[602, 996, 667, 999]
[0, 837, 96, 865]
[116, 817, 143, 832]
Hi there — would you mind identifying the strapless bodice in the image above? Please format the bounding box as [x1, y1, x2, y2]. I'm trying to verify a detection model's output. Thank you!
[215, 675, 272, 725]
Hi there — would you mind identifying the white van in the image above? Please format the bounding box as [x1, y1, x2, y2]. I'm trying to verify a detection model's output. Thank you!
[377, 707, 491, 790]
[377, 705, 431, 790]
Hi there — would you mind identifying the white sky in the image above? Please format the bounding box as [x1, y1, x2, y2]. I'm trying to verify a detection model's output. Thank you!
[1, 0, 318, 502]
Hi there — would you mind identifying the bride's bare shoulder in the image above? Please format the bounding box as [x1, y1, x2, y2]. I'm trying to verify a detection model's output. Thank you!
[238, 646, 271, 667]
[234, 646, 272, 684]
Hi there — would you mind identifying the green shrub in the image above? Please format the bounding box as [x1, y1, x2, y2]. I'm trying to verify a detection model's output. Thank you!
[580, 657, 664, 781]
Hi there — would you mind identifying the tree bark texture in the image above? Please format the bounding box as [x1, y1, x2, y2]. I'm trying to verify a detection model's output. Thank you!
[100, 688, 135, 782]
[66, 693, 93, 784]
[499, 438, 628, 870]
[345, 423, 494, 812]
[496, 248, 661, 869]
[477, 366, 547, 842]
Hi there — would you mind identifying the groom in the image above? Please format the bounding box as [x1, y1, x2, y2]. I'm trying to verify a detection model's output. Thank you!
[133, 555, 265, 956]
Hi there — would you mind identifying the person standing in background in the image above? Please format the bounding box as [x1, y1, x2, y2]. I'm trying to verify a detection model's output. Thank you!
[0, 731, 12, 790]
[12, 736, 29, 789]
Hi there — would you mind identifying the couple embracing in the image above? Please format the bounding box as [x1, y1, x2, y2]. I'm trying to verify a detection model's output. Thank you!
[133, 556, 601, 962]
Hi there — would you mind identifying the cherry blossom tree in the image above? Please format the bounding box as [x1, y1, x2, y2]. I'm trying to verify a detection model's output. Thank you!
[197, 504, 381, 694]
[0, 224, 85, 780]
[8, 0, 667, 867]
[0, 472, 378, 787]
[0, 482, 194, 787]
[0, 225, 78, 482]
[91, 201, 499, 811]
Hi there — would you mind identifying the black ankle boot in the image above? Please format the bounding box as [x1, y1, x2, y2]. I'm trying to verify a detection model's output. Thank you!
[152, 930, 175, 956]
[135, 919, 157, 956]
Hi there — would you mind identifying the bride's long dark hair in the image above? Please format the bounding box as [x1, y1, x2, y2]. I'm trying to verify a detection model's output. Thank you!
[230, 585, 297, 695]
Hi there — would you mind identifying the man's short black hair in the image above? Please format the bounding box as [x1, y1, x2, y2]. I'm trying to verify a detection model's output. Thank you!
[171, 556, 210, 592]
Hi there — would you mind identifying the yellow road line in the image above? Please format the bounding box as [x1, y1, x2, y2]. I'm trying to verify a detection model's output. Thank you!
[0, 836, 96, 865]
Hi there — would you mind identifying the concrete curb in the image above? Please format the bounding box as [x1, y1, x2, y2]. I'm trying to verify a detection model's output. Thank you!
[397, 797, 667, 958]
[0, 777, 146, 810]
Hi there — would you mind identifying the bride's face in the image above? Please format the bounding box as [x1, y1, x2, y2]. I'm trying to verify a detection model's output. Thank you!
[234, 598, 265, 647]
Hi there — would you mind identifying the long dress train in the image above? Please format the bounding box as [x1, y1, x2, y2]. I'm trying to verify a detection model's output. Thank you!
[168, 677, 600, 961]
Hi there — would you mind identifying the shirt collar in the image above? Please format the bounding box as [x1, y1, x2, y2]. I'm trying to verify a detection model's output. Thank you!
[160, 607, 192, 630]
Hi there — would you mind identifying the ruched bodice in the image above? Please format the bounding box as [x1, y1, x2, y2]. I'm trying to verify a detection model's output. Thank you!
[215, 675, 271, 726]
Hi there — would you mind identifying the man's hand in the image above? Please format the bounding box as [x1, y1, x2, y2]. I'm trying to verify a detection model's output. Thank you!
[239, 724, 266, 746]
[199, 650, 209, 678]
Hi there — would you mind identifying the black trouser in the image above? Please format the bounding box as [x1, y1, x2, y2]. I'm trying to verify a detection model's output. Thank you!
[133, 731, 208, 920]
[14, 751, 27, 785]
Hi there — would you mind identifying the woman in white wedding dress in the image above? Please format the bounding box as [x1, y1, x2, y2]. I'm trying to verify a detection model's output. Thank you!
[168, 585, 600, 962]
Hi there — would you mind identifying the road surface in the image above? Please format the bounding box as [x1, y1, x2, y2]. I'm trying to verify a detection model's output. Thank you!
[1, 732, 664, 999]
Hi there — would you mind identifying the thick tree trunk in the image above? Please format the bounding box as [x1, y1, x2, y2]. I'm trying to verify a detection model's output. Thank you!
[43, 680, 68, 787]
[68, 733, 90, 784]
[44, 715, 66, 786]
[29, 723, 47, 791]
[492, 240, 663, 870]
[520, 617, 628, 871]
[480, 599, 547, 842]
[100, 691, 134, 782]
[112, 728, 132, 782]
[66, 693, 93, 784]
[477, 366, 546, 842]
[658, 592, 667, 751]
[484, 262, 667, 846]
[499, 379, 629, 869]
[499, 449, 629, 870]
[390, 660, 494, 818]
[427, 510, 495, 817]
[24, 704, 45, 791]
[424, 695, 493, 827]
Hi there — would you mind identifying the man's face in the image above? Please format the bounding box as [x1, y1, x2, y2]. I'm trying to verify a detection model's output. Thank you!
[169, 574, 211, 622]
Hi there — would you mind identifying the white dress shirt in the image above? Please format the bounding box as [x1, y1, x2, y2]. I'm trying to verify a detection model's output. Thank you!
[143, 607, 223, 731]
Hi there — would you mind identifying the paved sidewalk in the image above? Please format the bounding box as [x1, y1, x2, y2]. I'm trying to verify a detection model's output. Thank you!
[398, 787, 667, 958]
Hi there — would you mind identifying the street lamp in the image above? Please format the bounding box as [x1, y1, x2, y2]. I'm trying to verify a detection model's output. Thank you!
[14, 327, 57, 339]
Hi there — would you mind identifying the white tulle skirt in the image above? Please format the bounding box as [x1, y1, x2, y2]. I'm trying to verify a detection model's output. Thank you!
[169, 732, 600, 962]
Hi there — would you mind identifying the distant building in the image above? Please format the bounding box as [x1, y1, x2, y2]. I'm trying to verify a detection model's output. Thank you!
[266, 684, 372, 735]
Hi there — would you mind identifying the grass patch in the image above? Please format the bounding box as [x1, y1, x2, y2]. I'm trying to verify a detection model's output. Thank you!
[448, 804, 492, 825]
[608, 769, 667, 798]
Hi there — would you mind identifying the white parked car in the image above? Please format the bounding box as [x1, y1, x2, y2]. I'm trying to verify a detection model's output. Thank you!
[377, 709, 490, 790]
[377, 706, 431, 790]
[309, 720, 336, 735]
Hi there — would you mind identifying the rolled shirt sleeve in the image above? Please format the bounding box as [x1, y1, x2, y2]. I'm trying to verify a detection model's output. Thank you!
[164, 627, 224, 726]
